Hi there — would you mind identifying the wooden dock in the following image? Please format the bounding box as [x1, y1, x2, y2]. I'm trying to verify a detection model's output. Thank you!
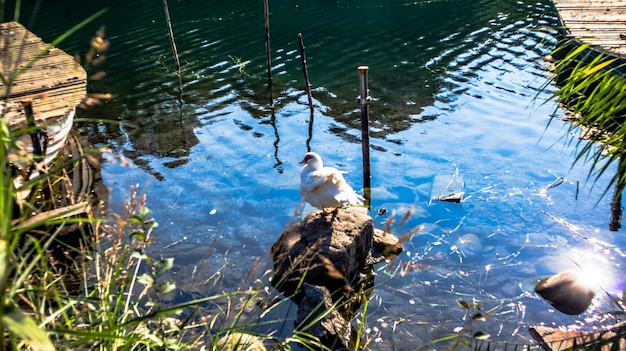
[1, 21, 87, 123]
[552, 0, 626, 58]
[1, 21, 87, 168]
[0, 22, 101, 226]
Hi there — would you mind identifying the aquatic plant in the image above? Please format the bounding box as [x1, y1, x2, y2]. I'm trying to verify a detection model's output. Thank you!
[423, 298, 540, 351]
[0, 4, 209, 350]
[546, 40, 626, 231]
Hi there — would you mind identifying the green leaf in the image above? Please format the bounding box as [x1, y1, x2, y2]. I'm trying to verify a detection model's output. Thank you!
[137, 273, 154, 287]
[456, 338, 471, 347]
[138, 207, 152, 218]
[0, 239, 6, 281]
[157, 281, 176, 295]
[131, 248, 148, 260]
[144, 219, 158, 232]
[582, 58, 617, 78]
[2, 305, 55, 351]
[457, 300, 470, 311]
[128, 215, 144, 224]
[153, 258, 174, 276]
[426, 334, 459, 344]
[473, 331, 490, 340]
[472, 313, 486, 321]
[130, 232, 147, 241]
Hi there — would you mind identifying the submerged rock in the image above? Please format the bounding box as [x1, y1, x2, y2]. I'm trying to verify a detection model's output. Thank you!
[216, 332, 268, 351]
[295, 283, 350, 349]
[372, 228, 403, 261]
[535, 269, 595, 315]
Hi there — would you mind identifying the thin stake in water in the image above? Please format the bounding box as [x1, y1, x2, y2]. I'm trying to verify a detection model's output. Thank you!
[162, 0, 181, 77]
[297, 33, 313, 112]
[358, 66, 371, 209]
[264, 0, 273, 106]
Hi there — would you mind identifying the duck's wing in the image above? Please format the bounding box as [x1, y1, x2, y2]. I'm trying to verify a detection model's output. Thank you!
[301, 167, 346, 192]
[335, 178, 365, 205]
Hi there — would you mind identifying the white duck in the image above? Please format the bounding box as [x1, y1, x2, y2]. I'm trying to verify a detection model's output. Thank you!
[299, 152, 364, 211]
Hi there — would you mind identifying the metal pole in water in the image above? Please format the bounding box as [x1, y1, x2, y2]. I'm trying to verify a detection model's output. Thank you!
[263, 0, 273, 106]
[358, 66, 372, 210]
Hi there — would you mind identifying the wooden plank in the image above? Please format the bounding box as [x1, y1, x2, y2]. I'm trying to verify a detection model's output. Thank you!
[0, 22, 87, 127]
[529, 323, 626, 351]
[556, 4, 626, 9]
[11, 201, 90, 232]
[553, 0, 626, 60]
[558, 14, 626, 23]
[555, 0, 626, 4]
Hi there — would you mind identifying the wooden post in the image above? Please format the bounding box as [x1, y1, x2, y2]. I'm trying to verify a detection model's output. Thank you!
[264, 0, 273, 106]
[162, 0, 187, 152]
[297, 33, 313, 112]
[162, 0, 181, 77]
[358, 66, 371, 210]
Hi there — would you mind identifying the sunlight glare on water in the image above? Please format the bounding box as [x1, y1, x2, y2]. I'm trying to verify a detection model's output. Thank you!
[547, 245, 622, 296]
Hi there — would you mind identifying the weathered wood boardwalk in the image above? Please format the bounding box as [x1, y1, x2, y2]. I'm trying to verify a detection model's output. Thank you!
[553, 0, 626, 58]
[0, 22, 101, 225]
[1, 21, 87, 166]
[1, 21, 86, 122]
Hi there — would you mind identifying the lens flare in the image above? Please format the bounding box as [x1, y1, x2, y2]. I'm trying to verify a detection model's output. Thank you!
[545, 247, 619, 295]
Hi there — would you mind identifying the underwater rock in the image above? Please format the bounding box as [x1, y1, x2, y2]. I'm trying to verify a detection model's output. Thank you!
[534, 269, 595, 315]
[216, 332, 268, 351]
[295, 283, 350, 349]
[371, 228, 403, 261]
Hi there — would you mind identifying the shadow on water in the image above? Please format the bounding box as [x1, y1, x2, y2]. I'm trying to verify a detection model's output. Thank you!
[22, 0, 552, 162]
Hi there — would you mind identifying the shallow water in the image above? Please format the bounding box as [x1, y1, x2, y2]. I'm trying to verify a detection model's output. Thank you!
[20, 0, 626, 348]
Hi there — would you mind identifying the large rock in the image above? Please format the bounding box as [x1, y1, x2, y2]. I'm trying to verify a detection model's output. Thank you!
[270, 207, 402, 350]
[271, 207, 374, 302]
[295, 283, 351, 349]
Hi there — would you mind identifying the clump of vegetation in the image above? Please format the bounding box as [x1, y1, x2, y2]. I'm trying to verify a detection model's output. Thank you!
[547, 41, 626, 231]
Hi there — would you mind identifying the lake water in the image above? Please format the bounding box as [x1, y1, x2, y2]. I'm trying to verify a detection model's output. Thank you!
[20, 0, 626, 348]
